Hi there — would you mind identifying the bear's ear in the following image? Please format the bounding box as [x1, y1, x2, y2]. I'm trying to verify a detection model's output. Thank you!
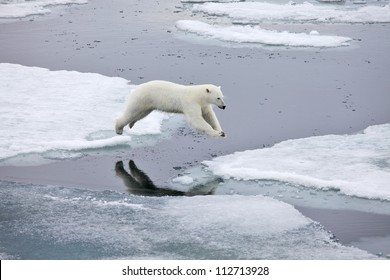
[206, 88, 210, 93]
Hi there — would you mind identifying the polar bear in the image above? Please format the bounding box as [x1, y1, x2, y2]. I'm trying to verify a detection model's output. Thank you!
[115, 80, 226, 137]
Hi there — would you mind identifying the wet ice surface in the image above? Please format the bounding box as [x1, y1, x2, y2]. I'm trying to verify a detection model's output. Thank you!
[0, 181, 375, 259]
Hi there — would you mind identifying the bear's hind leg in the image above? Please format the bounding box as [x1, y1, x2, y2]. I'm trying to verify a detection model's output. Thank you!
[128, 109, 153, 129]
[115, 108, 153, 135]
[115, 112, 140, 135]
[115, 117, 127, 135]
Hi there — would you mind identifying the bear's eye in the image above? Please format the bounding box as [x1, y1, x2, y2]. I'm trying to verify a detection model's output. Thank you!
[217, 98, 220, 100]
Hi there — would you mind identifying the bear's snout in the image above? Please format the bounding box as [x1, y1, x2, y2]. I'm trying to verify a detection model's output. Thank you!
[220, 105, 226, 110]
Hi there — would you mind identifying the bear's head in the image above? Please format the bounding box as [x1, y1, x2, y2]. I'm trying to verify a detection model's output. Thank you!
[205, 85, 226, 110]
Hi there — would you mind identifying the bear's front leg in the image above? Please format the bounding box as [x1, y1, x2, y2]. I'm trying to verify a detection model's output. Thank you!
[211, 130, 227, 137]
[184, 110, 225, 137]
[202, 105, 223, 131]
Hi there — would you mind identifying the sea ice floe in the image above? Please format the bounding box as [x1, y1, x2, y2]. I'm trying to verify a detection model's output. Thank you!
[203, 124, 390, 201]
[0, 0, 88, 19]
[176, 20, 352, 48]
[177, 1, 390, 48]
[0, 63, 170, 164]
[191, 2, 390, 24]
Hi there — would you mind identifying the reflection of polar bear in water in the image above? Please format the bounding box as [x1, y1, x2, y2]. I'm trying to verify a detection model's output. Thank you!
[115, 80, 226, 137]
[115, 160, 220, 196]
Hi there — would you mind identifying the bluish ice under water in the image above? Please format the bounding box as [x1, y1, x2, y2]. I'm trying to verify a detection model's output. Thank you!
[0, 181, 375, 259]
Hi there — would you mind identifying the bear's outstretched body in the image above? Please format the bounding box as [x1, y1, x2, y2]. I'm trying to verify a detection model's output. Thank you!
[115, 80, 226, 137]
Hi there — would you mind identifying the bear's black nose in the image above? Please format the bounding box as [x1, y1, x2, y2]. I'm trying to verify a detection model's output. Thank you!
[221, 105, 226, 110]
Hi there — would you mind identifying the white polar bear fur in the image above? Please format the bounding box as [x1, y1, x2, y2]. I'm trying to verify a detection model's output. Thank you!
[115, 80, 226, 137]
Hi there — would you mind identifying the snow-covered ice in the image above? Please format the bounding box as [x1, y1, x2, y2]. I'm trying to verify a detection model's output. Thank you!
[203, 124, 390, 201]
[191, 2, 390, 24]
[0, 181, 375, 259]
[0, 0, 88, 19]
[0, 63, 170, 164]
[176, 20, 352, 48]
